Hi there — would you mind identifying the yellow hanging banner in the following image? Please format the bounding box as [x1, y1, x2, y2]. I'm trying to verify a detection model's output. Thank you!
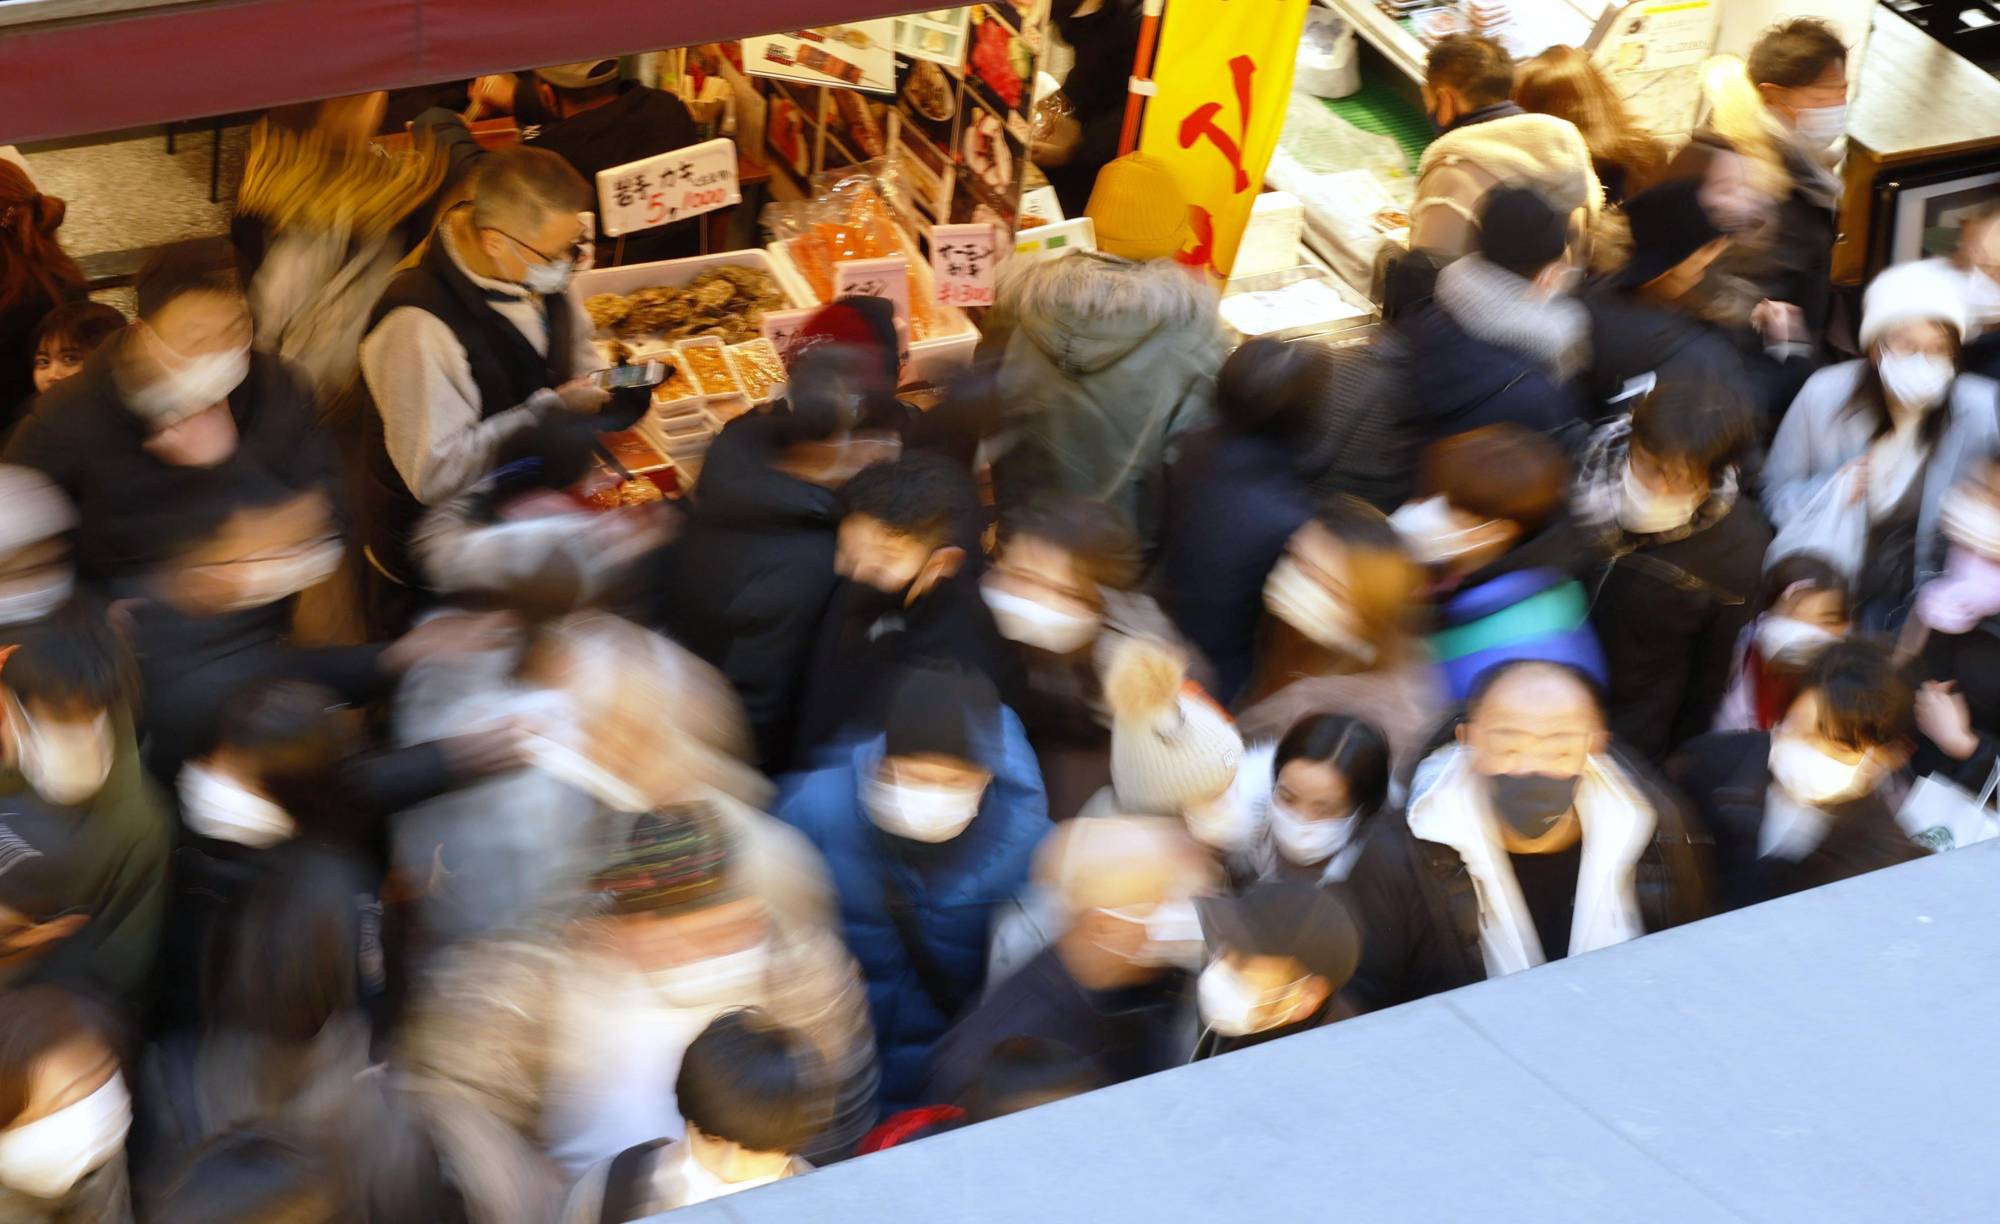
[1136, 0, 1311, 278]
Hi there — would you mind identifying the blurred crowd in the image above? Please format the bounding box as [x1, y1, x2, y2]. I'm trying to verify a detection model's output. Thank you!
[3, 17, 2000, 1223]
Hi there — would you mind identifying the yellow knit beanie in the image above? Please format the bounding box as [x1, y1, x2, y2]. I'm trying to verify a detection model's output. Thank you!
[1085, 154, 1193, 263]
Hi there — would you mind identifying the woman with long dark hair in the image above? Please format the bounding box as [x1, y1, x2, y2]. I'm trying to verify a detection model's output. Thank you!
[1764, 260, 2000, 628]
[0, 162, 86, 420]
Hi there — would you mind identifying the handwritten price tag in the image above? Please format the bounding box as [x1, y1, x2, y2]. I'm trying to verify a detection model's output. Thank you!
[929, 223, 999, 308]
[759, 307, 819, 366]
[596, 138, 741, 238]
[833, 256, 910, 329]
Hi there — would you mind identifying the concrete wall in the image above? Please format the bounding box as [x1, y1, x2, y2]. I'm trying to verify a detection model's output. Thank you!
[657, 841, 2000, 1223]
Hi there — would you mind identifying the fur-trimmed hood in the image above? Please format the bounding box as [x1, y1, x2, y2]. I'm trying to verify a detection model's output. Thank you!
[1000, 252, 1219, 377]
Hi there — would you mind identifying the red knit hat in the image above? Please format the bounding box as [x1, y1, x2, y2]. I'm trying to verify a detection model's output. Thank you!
[793, 296, 900, 385]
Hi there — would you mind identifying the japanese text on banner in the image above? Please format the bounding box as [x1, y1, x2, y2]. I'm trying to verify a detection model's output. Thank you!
[1136, 0, 1310, 278]
[930, 223, 1000, 307]
[596, 138, 741, 238]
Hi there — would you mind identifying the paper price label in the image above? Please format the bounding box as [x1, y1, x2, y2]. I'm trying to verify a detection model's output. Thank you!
[833, 256, 911, 328]
[930, 222, 1000, 308]
[597, 138, 741, 238]
[759, 307, 819, 366]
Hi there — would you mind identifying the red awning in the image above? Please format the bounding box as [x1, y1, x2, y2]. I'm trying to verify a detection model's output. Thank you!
[1, 0, 923, 144]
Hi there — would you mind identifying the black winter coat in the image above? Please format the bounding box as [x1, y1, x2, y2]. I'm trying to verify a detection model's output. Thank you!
[1400, 302, 1588, 451]
[1669, 731, 1925, 913]
[1911, 620, 2000, 787]
[1586, 497, 1771, 760]
[1343, 743, 1714, 1013]
[658, 413, 845, 770]
[1580, 285, 1812, 441]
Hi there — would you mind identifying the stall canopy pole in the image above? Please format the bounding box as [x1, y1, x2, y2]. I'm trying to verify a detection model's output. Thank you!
[1117, 0, 1167, 156]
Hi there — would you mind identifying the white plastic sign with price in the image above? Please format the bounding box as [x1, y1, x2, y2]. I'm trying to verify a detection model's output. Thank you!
[596, 138, 741, 238]
[929, 223, 1000, 308]
[759, 307, 819, 365]
[833, 256, 911, 329]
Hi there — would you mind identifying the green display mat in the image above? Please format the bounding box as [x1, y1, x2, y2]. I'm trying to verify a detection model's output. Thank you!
[1320, 73, 1434, 171]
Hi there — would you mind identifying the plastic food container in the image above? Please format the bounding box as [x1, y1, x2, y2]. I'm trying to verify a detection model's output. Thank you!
[729, 339, 788, 404]
[676, 337, 744, 398]
[701, 395, 754, 430]
[569, 249, 811, 347]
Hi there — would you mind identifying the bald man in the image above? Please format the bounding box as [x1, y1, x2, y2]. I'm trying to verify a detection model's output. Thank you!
[922, 815, 1218, 1105]
[1342, 660, 1713, 1011]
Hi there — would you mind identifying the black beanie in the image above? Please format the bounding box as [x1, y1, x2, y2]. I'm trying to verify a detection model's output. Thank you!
[1477, 186, 1568, 279]
[883, 663, 999, 764]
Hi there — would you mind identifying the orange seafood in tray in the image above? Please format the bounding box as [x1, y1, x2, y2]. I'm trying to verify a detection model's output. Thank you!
[679, 340, 743, 396]
[785, 182, 941, 340]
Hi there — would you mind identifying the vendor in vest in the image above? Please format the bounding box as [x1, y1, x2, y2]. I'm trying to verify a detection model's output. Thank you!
[356, 146, 609, 636]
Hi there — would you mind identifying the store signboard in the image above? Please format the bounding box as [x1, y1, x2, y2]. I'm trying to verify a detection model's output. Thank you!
[895, 8, 971, 65]
[1587, 0, 1720, 138]
[930, 222, 1001, 306]
[595, 138, 740, 238]
[834, 255, 912, 328]
[1136, 0, 1312, 277]
[745, 22, 898, 95]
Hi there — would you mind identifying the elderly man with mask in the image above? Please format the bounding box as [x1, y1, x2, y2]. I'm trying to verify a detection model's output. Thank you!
[399, 803, 876, 1224]
[775, 663, 1048, 1112]
[926, 814, 1217, 1105]
[1344, 659, 1712, 1012]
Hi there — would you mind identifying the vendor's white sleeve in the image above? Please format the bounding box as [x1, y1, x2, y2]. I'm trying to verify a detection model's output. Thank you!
[359, 306, 548, 505]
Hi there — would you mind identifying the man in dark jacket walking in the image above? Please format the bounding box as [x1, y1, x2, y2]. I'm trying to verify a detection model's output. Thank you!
[775, 665, 1049, 1111]
[1574, 372, 1771, 759]
[1344, 660, 1713, 1012]
[1670, 640, 1925, 913]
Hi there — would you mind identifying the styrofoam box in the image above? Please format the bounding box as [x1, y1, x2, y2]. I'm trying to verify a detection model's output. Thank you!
[1233, 191, 1307, 280]
[765, 240, 981, 386]
[570, 249, 814, 351]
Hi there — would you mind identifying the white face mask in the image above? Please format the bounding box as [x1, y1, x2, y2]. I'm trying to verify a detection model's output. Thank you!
[523, 257, 575, 295]
[1196, 960, 1305, 1037]
[1877, 352, 1954, 412]
[1616, 460, 1704, 535]
[1962, 266, 2000, 333]
[1262, 556, 1375, 663]
[0, 570, 72, 628]
[1388, 496, 1494, 567]
[1182, 784, 1256, 853]
[0, 1072, 131, 1200]
[1768, 734, 1875, 807]
[863, 773, 984, 843]
[127, 343, 250, 426]
[980, 584, 1100, 655]
[647, 941, 772, 1008]
[1268, 802, 1356, 866]
[177, 762, 296, 848]
[9, 700, 112, 807]
[1754, 615, 1837, 669]
[1099, 898, 1207, 970]
[1791, 103, 1847, 150]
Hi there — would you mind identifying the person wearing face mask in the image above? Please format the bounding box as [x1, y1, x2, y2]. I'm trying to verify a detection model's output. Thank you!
[775, 664, 1047, 1111]
[1400, 187, 1593, 452]
[792, 452, 1018, 763]
[1714, 554, 1851, 734]
[1906, 460, 2000, 792]
[1739, 19, 1847, 347]
[6, 245, 339, 597]
[1345, 660, 1711, 1011]
[1951, 202, 2000, 370]
[1190, 882, 1360, 1060]
[1765, 261, 2000, 629]
[1572, 373, 1770, 760]
[1671, 640, 1922, 912]
[985, 494, 1200, 821]
[355, 145, 611, 639]
[1244, 714, 1392, 888]
[563, 1009, 829, 1223]
[399, 805, 877, 1220]
[0, 618, 168, 1008]
[659, 306, 910, 772]
[926, 814, 1219, 1106]
[0, 985, 132, 1223]
[0, 467, 77, 633]
[1389, 426, 1608, 704]
[1236, 502, 1445, 780]
[1405, 34, 1600, 273]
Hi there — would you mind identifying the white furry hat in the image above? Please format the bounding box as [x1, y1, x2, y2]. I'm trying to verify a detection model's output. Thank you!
[1860, 259, 1970, 351]
[1104, 636, 1243, 815]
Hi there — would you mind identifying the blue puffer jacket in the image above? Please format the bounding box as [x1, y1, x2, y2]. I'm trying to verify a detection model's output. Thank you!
[774, 708, 1049, 1111]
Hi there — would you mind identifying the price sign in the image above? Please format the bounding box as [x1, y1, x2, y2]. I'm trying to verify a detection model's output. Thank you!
[759, 307, 819, 366]
[596, 138, 741, 238]
[929, 223, 1000, 308]
[833, 256, 911, 329]
[1011, 216, 1097, 263]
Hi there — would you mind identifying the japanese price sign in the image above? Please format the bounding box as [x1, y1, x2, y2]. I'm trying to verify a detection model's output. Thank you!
[929, 223, 1000, 308]
[833, 256, 911, 328]
[596, 138, 741, 238]
[759, 307, 819, 365]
